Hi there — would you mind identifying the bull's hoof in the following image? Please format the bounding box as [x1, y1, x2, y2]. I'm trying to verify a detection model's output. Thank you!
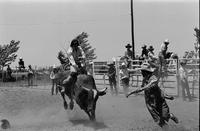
[69, 101, 74, 110]
[90, 118, 96, 121]
[64, 102, 68, 110]
[89, 116, 96, 121]
[1, 119, 11, 129]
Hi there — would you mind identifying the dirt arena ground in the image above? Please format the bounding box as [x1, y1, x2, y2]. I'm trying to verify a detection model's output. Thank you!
[0, 86, 199, 131]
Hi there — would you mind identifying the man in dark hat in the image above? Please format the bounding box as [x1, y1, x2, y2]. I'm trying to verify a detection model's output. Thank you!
[147, 45, 158, 68]
[127, 62, 178, 128]
[148, 45, 155, 58]
[124, 43, 133, 59]
[18, 57, 25, 71]
[6, 65, 14, 81]
[124, 43, 133, 68]
[107, 61, 118, 95]
[140, 44, 148, 60]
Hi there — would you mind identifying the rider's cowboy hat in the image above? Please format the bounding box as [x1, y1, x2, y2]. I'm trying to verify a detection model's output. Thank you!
[125, 44, 132, 48]
[140, 62, 155, 72]
[148, 45, 154, 51]
[70, 39, 80, 47]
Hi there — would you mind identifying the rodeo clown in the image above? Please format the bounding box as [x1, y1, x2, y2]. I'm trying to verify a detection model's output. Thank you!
[126, 62, 178, 128]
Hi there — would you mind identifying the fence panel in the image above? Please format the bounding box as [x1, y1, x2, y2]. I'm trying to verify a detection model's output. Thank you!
[0, 67, 52, 89]
[1, 58, 199, 97]
[92, 58, 199, 97]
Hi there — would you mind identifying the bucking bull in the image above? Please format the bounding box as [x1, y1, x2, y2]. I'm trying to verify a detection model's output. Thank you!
[50, 68, 107, 121]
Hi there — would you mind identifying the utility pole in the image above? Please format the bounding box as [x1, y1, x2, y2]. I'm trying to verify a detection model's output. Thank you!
[130, 0, 135, 59]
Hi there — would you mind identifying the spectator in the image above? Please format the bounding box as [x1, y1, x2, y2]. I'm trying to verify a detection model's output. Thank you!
[158, 39, 171, 77]
[27, 65, 34, 86]
[6, 65, 12, 80]
[148, 45, 158, 68]
[179, 60, 192, 101]
[194, 43, 199, 58]
[140, 44, 148, 59]
[160, 39, 172, 59]
[18, 57, 25, 71]
[124, 43, 133, 68]
[148, 45, 155, 59]
[119, 62, 135, 96]
[107, 61, 118, 95]
[124, 43, 133, 59]
[50, 65, 59, 95]
[161, 39, 169, 51]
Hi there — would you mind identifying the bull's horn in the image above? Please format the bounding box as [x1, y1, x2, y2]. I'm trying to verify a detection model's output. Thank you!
[98, 87, 107, 92]
[98, 87, 107, 96]
[81, 86, 90, 92]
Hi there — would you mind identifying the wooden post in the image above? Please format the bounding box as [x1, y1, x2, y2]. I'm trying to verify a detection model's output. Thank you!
[115, 58, 120, 92]
[191, 58, 198, 97]
[130, 0, 135, 59]
[103, 73, 106, 87]
[15, 66, 18, 81]
[92, 62, 95, 77]
[34, 65, 37, 86]
[176, 59, 182, 97]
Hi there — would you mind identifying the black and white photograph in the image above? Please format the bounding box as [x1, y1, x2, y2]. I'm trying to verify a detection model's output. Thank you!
[0, 0, 199, 130]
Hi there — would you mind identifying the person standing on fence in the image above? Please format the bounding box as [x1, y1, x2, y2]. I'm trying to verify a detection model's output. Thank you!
[18, 57, 25, 71]
[124, 43, 133, 59]
[127, 62, 178, 128]
[27, 65, 34, 86]
[158, 39, 170, 67]
[107, 62, 118, 95]
[124, 43, 133, 68]
[179, 60, 192, 101]
[158, 39, 171, 86]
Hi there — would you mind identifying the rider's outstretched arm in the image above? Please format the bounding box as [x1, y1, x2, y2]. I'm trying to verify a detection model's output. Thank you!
[66, 48, 76, 66]
[127, 76, 157, 97]
[78, 46, 86, 59]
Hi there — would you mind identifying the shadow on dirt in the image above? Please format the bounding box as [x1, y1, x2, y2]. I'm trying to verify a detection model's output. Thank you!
[69, 119, 108, 130]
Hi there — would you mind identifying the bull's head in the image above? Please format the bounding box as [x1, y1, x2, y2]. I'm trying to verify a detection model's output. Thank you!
[79, 86, 107, 121]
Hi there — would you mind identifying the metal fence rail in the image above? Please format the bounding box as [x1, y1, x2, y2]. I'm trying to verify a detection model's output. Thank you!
[0, 58, 199, 97]
[92, 58, 199, 97]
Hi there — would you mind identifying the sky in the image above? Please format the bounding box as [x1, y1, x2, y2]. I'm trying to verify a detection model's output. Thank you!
[0, 0, 199, 68]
